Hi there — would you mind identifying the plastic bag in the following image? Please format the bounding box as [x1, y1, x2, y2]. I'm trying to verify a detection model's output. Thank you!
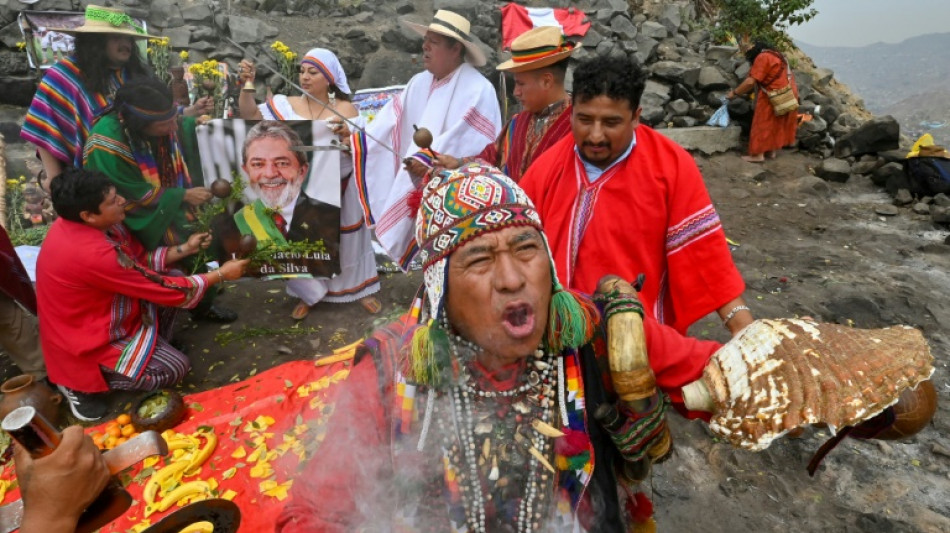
[707, 99, 730, 128]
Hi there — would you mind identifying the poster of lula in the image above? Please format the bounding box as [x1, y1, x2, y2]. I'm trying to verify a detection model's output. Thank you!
[196, 119, 342, 279]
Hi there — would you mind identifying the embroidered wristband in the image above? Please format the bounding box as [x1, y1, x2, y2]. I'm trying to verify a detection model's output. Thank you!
[722, 305, 751, 327]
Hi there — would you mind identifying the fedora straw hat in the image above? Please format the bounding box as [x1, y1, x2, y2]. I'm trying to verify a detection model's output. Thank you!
[401, 9, 487, 67]
[51, 5, 158, 39]
[496, 26, 580, 72]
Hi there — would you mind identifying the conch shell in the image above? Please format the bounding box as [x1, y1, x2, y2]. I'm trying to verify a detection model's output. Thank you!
[682, 319, 935, 451]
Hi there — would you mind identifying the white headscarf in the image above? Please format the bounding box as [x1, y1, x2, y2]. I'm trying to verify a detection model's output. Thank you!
[301, 48, 351, 95]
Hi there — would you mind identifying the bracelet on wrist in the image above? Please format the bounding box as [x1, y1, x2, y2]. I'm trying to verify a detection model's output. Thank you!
[215, 269, 224, 283]
[176, 244, 184, 254]
[722, 305, 751, 328]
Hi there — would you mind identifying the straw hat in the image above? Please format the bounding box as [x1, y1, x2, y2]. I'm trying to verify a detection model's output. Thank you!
[51, 5, 158, 39]
[401, 10, 487, 67]
[496, 26, 580, 73]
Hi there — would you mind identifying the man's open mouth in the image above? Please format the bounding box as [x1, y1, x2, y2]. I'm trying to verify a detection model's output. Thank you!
[502, 303, 535, 338]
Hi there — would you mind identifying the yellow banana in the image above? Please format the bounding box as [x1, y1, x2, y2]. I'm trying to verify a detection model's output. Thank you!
[178, 522, 214, 533]
[185, 431, 218, 475]
[143, 460, 190, 505]
[166, 437, 198, 451]
[156, 480, 211, 513]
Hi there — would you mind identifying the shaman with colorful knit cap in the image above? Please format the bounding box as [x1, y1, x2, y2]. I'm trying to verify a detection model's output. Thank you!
[274, 163, 685, 532]
[436, 26, 579, 182]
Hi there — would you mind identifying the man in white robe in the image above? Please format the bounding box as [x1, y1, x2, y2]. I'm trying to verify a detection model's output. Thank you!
[349, 10, 502, 269]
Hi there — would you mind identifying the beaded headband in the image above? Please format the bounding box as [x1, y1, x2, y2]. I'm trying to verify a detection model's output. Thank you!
[120, 102, 177, 122]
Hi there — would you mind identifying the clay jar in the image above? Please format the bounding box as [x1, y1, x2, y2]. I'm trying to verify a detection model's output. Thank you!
[0, 375, 63, 428]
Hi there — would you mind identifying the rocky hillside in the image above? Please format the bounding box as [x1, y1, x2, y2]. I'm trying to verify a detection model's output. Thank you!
[798, 33, 950, 146]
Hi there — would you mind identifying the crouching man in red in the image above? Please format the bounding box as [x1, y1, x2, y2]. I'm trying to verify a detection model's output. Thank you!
[36, 168, 248, 421]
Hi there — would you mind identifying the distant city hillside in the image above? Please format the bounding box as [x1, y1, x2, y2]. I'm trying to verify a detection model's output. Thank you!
[797, 33, 950, 145]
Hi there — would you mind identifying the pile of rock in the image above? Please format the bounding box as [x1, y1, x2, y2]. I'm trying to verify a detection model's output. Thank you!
[0, 1, 905, 165]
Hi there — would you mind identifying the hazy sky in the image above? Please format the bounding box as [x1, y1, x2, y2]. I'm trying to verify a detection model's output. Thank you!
[787, 0, 950, 47]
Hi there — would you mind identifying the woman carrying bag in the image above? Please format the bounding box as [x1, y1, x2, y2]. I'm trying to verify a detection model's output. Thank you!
[726, 39, 799, 163]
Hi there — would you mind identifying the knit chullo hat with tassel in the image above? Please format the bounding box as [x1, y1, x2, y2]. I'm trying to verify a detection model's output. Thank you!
[408, 163, 598, 387]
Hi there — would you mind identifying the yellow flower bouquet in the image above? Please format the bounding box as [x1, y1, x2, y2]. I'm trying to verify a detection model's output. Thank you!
[270, 41, 298, 96]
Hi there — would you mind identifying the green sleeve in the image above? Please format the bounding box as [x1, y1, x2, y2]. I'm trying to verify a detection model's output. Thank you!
[84, 115, 188, 250]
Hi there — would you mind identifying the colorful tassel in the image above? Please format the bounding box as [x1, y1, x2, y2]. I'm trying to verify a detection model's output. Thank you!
[408, 320, 453, 387]
[546, 283, 599, 352]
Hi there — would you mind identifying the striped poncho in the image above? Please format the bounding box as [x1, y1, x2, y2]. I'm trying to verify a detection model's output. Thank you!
[21, 55, 127, 167]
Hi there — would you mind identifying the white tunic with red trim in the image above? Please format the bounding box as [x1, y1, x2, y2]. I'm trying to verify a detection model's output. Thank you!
[354, 63, 502, 269]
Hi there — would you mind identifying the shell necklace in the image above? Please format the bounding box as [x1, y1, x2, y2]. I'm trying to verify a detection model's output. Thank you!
[446, 341, 559, 533]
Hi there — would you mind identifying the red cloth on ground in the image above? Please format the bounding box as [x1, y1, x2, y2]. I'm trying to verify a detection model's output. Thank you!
[0, 359, 353, 533]
[748, 50, 799, 155]
[500, 4, 591, 49]
[520, 127, 746, 334]
[476, 102, 573, 183]
[36, 219, 209, 392]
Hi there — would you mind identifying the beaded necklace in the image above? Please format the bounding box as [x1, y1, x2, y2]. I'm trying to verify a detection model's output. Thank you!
[444, 340, 559, 532]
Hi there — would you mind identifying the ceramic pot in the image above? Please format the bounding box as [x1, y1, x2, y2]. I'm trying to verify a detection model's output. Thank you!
[0, 375, 63, 427]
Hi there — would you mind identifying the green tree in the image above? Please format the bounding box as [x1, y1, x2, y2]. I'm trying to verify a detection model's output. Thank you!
[714, 0, 817, 49]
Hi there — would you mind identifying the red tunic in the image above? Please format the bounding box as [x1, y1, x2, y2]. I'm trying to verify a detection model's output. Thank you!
[476, 101, 573, 183]
[749, 50, 799, 155]
[37, 219, 209, 392]
[521, 126, 745, 333]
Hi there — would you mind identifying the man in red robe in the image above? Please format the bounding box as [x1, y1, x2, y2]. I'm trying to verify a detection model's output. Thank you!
[437, 26, 577, 183]
[520, 56, 752, 336]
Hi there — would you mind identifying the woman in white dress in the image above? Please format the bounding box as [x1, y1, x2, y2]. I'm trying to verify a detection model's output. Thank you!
[238, 48, 381, 320]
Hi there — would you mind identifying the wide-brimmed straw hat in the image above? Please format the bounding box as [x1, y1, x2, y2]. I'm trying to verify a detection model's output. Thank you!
[401, 9, 487, 67]
[50, 5, 158, 39]
[496, 26, 580, 73]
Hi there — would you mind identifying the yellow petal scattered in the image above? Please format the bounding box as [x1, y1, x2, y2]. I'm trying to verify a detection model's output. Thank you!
[260, 479, 293, 501]
[222, 489, 237, 501]
[231, 446, 247, 459]
[249, 461, 274, 479]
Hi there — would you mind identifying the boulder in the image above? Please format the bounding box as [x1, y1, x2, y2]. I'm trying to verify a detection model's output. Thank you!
[149, 1, 184, 29]
[610, 15, 638, 41]
[795, 175, 832, 197]
[658, 4, 682, 34]
[658, 125, 742, 155]
[931, 205, 950, 225]
[705, 45, 738, 63]
[893, 189, 914, 206]
[0, 76, 36, 107]
[835, 116, 901, 158]
[433, 0, 480, 19]
[816, 158, 852, 183]
[696, 66, 730, 90]
[582, 27, 606, 48]
[813, 67, 834, 87]
[381, 25, 422, 54]
[639, 105, 666, 126]
[870, 162, 904, 187]
[667, 98, 690, 116]
[671, 116, 698, 127]
[633, 36, 658, 64]
[799, 115, 828, 135]
[830, 113, 862, 137]
[229, 16, 279, 45]
[651, 61, 689, 83]
[164, 27, 192, 48]
[639, 21, 668, 40]
[359, 50, 417, 88]
[181, 4, 213, 25]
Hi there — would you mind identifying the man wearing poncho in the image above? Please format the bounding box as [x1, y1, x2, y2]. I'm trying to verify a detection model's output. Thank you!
[21, 5, 211, 183]
[351, 10, 502, 270]
[276, 164, 722, 532]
